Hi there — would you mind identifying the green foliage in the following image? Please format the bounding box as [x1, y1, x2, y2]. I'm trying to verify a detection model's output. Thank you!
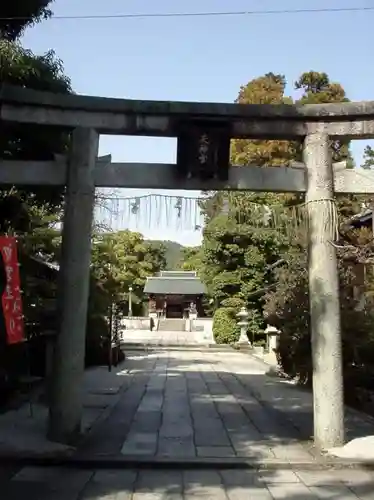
[152, 240, 183, 270]
[200, 194, 288, 339]
[231, 72, 297, 167]
[178, 246, 202, 271]
[85, 230, 166, 365]
[0, 3, 73, 387]
[90, 230, 166, 316]
[221, 297, 245, 308]
[90, 230, 165, 307]
[295, 71, 352, 165]
[0, 37, 71, 281]
[0, 0, 53, 41]
[143, 241, 167, 274]
[212, 308, 240, 344]
[246, 308, 265, 344]
[362, 146, 374, 170]
[0, 39, 71, 223]
[263, 244, 374, 393]
[199, 70, 367, 345]
[200, 73, 299, 335]
[0, 12, 70, 360]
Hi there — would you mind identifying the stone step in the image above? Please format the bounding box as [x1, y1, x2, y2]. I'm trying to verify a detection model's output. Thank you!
[158, 319, 186, 332]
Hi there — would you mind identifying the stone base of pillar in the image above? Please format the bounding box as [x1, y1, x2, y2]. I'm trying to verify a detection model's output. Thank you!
[237, 327, 250, 345]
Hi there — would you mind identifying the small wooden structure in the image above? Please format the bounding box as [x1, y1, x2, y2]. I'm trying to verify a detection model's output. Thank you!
[144, 271, 206, 318]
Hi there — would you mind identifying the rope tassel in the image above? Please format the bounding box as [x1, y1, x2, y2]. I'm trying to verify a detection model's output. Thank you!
[94, 192, 340, 242]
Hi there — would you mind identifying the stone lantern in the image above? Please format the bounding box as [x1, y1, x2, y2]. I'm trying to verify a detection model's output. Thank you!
[264, 325, 280, 355]
[236, 307, 250, 345]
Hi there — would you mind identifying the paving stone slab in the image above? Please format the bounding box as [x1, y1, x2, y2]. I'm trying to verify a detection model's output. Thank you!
[136, 470, 183, 493]
[257, 469, 302, 483]
[88, 388, 120, 395]
[1, 481, 52, 500]
[194, 431, 231, 446]
[137, 398, 163, 412]
[5, 466, 374, 500]
[309, 484, 360, 499]
[157, 436, 196, 457]
[225, 485, 273, 500]
[133, 493, 183, 500]
[7, 346, 372, 465]
[159, 423, 193, 438]
[121, 433, 158, 456]
[227, 426, 264, 441]
[81, 482, 133, 499]
[162, 408, 191, 420]
[10, 467, 93, 500]
[197, 446, 236, 458]
[220, 469, 259, 486]
[233, 443, 275, 459]
[295, 470, 346, 486]
[81, 470, 137, 499]
[12, 466, 93, 487]
[183, 469, 224, 486]
[267, 482, 318, 499]
[92, 469, 138, 486]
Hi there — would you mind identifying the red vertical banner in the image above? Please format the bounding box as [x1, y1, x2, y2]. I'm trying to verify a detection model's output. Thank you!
[0, 236, 25, 344]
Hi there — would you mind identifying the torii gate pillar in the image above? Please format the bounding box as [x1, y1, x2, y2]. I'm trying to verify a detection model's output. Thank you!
[304, 132, 344, 449]
[48, 128, 98, 444]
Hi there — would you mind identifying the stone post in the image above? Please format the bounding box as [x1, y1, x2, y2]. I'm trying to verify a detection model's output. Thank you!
[48, 128, 98, 444]
[304, 132, 344, 449]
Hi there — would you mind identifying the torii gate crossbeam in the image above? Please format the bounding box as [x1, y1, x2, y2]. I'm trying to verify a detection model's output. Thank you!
[2, 84, 374, 450]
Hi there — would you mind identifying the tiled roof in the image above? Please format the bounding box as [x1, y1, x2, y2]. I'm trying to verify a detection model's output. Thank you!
[159, 271, 197, 277]
[144, 276, 206, 295]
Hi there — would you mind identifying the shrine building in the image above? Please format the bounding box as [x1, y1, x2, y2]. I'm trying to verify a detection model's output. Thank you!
[144, 271, 207, 319]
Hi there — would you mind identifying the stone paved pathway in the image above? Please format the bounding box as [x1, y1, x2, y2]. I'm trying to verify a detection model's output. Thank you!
[2, 466, 374, 499]
[2, 347, 374, 498]
[121, 330, 213, 346]
[78, 348, 374, 462]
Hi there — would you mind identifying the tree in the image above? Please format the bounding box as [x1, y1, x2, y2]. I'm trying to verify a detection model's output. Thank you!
[231, 73, 297, 167]
[0, 0, 71, 235]
[201, 197, 289, 343]
[200, 73, 296, 343]
[261, 74, 374, 395]
[90, 230, 166, 316]
[178, 246, 203, 271]
[151, 240, 183, 269]
[0, 38, 71, 343]
[0, 4, 72, 386]
[263, 233, 374, 401]
[0, 40, 71, 232]
[295, 71, 353, 166]
[86, 230, 166, 364]
[0, 1, 53, 41]
[143, 241, 167, 275]
[199, 71, 357, 344]
[0, 2, 72, 260]
[362, 145, 374, 170]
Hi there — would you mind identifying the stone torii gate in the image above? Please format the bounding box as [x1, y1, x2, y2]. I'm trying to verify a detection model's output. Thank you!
[2, 85, 374, 450]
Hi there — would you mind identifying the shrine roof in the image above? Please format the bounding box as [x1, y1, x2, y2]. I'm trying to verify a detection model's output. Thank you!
[144, 272, 206, 295]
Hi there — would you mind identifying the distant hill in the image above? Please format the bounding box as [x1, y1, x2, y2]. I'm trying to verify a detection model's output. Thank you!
[151, 240, 184, 270]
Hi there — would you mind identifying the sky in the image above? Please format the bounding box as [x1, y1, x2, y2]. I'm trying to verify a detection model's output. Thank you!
[22, 0, 373, 246]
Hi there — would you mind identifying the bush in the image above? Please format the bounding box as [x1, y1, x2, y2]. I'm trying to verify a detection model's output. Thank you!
[221, 297, 245, 309]
[264, 249, 374, 390]
[85, 313, 110, 367]
[247, 307, 265, 343]
[213, 307, 240, 344]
